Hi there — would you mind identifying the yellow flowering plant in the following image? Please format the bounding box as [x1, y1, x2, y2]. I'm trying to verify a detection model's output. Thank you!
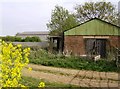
[38, 82, 45, 88]
[0, 41, 30, 87]
[0, 41, 46, 88]
[28, 67, 32, 71]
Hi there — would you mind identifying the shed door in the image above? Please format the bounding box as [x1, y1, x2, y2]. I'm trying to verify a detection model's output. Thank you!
[85, 39, 106, 58]
[96, 39, 106, 58]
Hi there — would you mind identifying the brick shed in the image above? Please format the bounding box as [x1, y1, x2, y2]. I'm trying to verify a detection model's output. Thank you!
[64, 18, 120, 58]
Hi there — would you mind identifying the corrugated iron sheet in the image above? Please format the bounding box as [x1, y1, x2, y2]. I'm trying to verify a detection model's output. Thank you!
[64, 19, 120, 36]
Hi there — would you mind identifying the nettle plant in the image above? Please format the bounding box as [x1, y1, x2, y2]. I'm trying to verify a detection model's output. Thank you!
[0, 41, 30, 87]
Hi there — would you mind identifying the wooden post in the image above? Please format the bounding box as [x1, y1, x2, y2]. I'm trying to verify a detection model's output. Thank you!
[59, 38, 62, 53]
[49, 37, 53, 53]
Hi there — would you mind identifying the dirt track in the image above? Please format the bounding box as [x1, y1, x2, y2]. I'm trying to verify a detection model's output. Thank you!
[22, 63, 119, 87]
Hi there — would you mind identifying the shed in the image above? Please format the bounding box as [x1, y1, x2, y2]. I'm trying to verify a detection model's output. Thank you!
[64, 18, 120, 58]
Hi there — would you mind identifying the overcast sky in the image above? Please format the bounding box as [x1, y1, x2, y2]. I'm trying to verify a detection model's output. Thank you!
[0, 0, 119, 36]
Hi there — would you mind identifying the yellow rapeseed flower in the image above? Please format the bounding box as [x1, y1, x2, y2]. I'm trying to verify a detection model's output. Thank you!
[17, 44, 22, 48]
[38, 82, 45, 88]
[28, 67, 32, 71]
[28, 47, 30, 50]
[1, 41, 30, 87]
[8, 43, 13, 48]
[6, 79, 11, 85]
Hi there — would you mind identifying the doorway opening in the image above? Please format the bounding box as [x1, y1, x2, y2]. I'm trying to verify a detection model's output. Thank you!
[85, 39, 107, 58]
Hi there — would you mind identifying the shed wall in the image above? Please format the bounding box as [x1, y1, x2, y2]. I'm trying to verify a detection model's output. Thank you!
[109, 36, 120, 48]
[64, 36, 85, 55]
[64, 35, 120, 56]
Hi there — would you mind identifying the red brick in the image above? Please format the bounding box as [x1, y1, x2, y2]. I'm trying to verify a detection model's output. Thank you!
[64, 35, 120, 56]
[64, 36, 85, 55]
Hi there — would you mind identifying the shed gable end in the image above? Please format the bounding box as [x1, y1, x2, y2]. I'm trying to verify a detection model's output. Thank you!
[64, 19, 120, 36]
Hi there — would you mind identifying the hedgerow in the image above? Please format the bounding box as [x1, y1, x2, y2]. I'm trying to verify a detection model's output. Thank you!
[0, 36, 41, 42]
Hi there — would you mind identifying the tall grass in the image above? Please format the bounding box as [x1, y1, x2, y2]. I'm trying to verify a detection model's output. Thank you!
[28, 48, 119, 72]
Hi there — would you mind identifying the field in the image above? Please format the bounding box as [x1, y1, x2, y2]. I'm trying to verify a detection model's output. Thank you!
[1, 43, 119, 88]
[21, 47, 120, 87]
[21, 63, 119, 87]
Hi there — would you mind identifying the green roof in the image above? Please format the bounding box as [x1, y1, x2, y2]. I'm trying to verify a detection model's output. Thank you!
[64, 18, 120, 36]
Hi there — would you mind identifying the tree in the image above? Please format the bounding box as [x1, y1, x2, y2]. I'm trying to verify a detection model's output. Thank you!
[47, 5, 79, 35]
[74, 2, 118, 25]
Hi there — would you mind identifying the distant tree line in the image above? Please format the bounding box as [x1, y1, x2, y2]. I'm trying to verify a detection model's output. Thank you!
[0, 36, 41, 42]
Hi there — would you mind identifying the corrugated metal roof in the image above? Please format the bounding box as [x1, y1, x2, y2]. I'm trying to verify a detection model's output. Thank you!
[64, 18, 120, 36]
[17, 31, 49, 35]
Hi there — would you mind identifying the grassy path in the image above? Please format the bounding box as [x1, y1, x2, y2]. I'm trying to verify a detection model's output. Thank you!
[22, 63, 119, 87]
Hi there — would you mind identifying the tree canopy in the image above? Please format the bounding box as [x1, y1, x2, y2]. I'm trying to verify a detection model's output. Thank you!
[47, 5, 79, 35]
[74, 2, 118, 24]
[47, 2, 119, 35]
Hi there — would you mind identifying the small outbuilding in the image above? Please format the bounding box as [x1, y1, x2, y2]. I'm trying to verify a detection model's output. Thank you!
[64, 18, 120, 58]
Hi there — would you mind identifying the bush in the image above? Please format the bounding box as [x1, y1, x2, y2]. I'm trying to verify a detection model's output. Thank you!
[1, 36, 22, 42]
[23, 36, 41, 42]
[29, 49, 119, 72]
[23, 37, 31, 42]
[14, 37, 22, 42]
[2, 36, 15, 42]
[31, 36, 41, 42]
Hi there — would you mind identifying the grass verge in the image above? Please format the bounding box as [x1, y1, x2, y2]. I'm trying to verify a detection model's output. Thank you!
[20, 76, 77, 87]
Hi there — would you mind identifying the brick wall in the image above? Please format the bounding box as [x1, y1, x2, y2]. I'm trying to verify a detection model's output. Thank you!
[109, 36, 120, 48]
[64, 35, 120, 56]
[64, 36, 85, 55]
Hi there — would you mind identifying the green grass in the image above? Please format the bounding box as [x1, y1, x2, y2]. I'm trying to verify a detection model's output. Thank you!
[20, 76, 77, 88]
[28, 49, 119, 72]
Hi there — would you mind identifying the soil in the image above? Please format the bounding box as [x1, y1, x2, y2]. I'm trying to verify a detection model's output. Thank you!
[22, 63, 119, 87]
